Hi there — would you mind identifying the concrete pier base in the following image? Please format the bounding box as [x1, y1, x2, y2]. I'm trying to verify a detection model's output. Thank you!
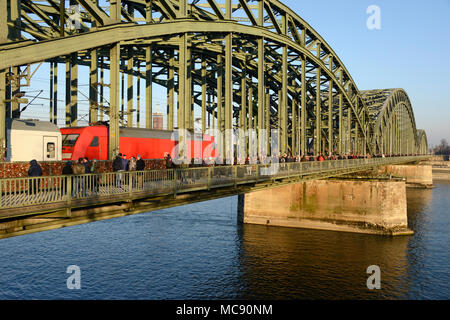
[381, 165, 433, 188]
[238, 179, 413, 236]
[419, 158, 450, 181]
[431, 167, 450, 181]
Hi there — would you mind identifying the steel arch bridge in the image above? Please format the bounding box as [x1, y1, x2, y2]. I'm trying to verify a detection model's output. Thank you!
[0, 0, 428, 161]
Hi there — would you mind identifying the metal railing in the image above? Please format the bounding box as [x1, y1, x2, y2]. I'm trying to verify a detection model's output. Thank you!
[0, 156, 428, 210]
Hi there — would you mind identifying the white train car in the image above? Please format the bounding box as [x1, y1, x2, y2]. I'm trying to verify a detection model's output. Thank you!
[6, 119, 62, 162]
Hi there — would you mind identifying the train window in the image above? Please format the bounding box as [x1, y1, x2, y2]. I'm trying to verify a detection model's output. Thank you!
[47, 142, 55, 158]
[62, 134, 79, 147]
[90, 136, 99, 147]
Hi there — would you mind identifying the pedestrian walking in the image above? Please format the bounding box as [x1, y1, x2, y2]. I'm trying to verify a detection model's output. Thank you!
[62, 161, 73, 175]
[91, 159, 99, 193]
[83, 157, 91, 173]
[136, 154, 145, 189]
[113, 153, 124, 187]
[136, 154, 145, 171]
[82, 157, 93, 194]
[128, 157, 137, 188]
[122, 154, 129, 171]
[28, 159, 42, 194]
[72, 158, 86, 197]
[62, 161, 73, 194]
[129, 157, 137, 171]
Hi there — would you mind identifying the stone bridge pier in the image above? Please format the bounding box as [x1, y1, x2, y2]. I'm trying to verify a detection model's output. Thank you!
[238, 164, 432, 236]
[380, 164, 433, 188]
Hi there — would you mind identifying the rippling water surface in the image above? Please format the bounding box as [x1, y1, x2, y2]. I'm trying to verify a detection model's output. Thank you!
[0, 181, 448, 300]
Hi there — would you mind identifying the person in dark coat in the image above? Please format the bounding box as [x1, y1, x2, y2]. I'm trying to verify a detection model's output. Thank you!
[113, 153, 123, 172]
[82, 157, 93, 194]
[136, 155, 145, 189]
[62, 161, 73, 194]
[83, 157, 91, 174]
[28, 159, 42, 194]
[121, 154, 129, 171]
[62, 161, 73, 175]
[28, 159, 42, 177]
[136, 154, 145, 171]
[113, 153, 124, 187]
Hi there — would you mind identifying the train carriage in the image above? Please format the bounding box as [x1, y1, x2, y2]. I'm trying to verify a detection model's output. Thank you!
[60, 125, 216, 161]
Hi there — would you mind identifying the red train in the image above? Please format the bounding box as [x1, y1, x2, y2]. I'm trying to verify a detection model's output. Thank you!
[61, 125, 216, 161]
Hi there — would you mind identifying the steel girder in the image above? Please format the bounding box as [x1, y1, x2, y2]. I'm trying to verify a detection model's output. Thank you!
[0, 0, 427, 160]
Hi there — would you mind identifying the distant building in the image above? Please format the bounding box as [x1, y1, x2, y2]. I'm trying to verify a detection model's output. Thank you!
[152, 112, 164, 130]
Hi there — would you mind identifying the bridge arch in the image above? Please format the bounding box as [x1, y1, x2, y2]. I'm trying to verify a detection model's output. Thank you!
[416, 130, 428, 155]
[360, 88, 426, 155]
[0, 0, 427, 160]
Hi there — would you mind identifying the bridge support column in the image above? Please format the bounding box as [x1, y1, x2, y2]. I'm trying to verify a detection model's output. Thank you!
[238, 179, 413, 236]
[109, 43, 120, 159]
[0, 69, 5, 160]
[0, 0, 6, 159]
[127, 49, 134, 127]
[300, 55, 306, 156]
[89, 50, 97, 124]
[167, 49, 175, 131]
[381, 164, 433, 188]
[70, 53, 78, 126]
[146, 44, 152, 129]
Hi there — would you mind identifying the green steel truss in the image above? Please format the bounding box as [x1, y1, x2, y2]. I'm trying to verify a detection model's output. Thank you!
[0, 0, 428, 159]
[360, 89, 428, 155]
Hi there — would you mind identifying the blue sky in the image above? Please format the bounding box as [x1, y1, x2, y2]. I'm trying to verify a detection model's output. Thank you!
[284, 0, 450, 146]
[20, 0, 450, 147]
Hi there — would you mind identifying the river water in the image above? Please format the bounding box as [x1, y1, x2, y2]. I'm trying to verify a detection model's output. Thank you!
[0, 181, 448, 300]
